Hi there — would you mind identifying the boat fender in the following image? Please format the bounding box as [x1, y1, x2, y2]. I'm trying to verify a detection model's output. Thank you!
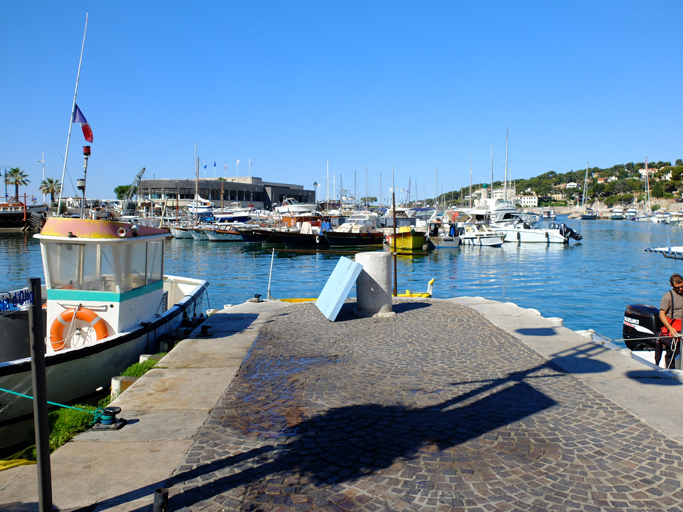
[517, 231, 521, 242]
[316, 235, 320, 244]
[49, 306, 109, 351]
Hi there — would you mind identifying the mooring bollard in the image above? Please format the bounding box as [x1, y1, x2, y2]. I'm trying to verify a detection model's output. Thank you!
[355, 252, 395, 317]
[153, 487, 169, 512]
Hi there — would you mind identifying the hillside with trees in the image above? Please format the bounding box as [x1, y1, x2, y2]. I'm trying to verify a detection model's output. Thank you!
[426, 159, 683, 207]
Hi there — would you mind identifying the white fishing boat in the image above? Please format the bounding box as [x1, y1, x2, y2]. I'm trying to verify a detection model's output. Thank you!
[625, 207, 638, 220]
[427, 220, 461, 249]
[459, 223, 505, 247]
[0, 217, 208, 430]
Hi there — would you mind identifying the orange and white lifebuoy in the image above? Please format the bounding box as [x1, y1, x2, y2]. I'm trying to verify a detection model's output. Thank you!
[49, 306, 109, 351]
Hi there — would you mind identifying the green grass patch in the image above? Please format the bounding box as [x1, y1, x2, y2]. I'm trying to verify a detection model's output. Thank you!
[26, 404, 97, 459]
[119, 352, 167, 378]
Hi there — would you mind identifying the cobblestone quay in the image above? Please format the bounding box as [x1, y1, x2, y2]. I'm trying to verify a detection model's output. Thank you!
[167, 300, 683, 511]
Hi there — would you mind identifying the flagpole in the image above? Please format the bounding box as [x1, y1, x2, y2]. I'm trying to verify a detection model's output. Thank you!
[57, 11, 88, 216]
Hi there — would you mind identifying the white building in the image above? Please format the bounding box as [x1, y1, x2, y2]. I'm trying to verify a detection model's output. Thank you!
[516, 194, 538, 208]
[492, 187, 516, 201]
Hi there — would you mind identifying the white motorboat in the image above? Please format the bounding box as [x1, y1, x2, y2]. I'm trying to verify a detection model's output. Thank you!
[610, 208, 625, 220]
[651, 211, 670, 224]
[467, 198, 518, 223]
[541, 208, 556, 220]
[491, 218, 582, 244]
[274, 198, 317, 214]
[625, 208, 638, 220]
[213, 203, 253, 223]
[459, 223, 505, 247]
[0, 217, 208, 430]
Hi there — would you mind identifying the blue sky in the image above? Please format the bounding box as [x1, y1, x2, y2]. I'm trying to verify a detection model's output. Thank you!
[1, 1, 682, 203]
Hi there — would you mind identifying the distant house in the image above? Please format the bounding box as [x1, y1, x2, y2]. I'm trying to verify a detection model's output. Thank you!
[565, 182, 579, 189]
[516, 193, 538, 207]
[607, 176, 618, 183]
[597, 178, 606, 184]
[551, 192, 566, 201]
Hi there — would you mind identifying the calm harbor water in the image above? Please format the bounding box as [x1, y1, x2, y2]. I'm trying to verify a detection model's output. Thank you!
[2, 217, 682, 344]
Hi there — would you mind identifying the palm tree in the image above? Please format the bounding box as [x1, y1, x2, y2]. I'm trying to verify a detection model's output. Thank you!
[4, 167, 30, 200]
[40, 178, 62, 204]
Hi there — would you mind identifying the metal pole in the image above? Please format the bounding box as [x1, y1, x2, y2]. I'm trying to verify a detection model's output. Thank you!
[80, 153, 89, 219]
[57, 12, 89, 215]
[392, 164, 397, 297]
[29, 277, 52, 512]
[267, 248, 275, 300]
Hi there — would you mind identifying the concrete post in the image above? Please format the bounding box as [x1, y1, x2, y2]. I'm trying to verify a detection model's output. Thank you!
[355, 252, 395, 317]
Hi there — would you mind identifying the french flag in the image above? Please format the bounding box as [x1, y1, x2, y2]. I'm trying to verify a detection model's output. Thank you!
[73, 104, 93, 143]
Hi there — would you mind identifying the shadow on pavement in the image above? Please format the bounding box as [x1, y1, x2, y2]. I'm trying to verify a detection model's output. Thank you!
[99, 365, 556, 511]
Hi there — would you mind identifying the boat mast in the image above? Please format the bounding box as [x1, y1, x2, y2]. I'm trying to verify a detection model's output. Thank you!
[57, 12, 88, 215]
[490, 143, 493, 193]
[469, 156, 472, 209]
[582, 162, 588, 210]
[645, 157, 651, 213]
[504, 127, 509, 202]
[365, 166, 368, 209]
[195, 142, 198, 226]
[326, 160, 329, 206]
[435, 168, 438, 208]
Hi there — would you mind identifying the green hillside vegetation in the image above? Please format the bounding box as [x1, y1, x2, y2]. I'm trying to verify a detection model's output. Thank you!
[427, 159, 683, 207]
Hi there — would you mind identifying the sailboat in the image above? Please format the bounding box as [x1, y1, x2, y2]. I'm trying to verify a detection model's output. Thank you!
[635, 158, 653, 222]
[580, 163, 598, 220]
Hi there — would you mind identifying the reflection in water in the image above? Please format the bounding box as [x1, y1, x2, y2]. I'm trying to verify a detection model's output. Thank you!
[2, 218, 683, 342]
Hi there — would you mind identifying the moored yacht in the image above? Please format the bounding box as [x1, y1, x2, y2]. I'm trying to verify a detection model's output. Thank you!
[610, 207, 625, 220]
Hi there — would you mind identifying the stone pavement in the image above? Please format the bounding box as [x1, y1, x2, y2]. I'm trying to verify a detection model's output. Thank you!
[3, 298, 683, 511]
[160, 300, 683, 511]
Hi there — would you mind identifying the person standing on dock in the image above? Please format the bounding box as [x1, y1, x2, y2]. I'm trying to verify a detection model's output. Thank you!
[657, 274, 683, 368]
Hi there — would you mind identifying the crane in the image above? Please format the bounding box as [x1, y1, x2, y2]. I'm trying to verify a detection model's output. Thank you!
[121, 167, 145, 216]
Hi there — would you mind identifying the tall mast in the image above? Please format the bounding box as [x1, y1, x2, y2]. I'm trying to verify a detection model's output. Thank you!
[645, 157, 651, 212]
[469, 156, 472, 209]
[435, 168, 438, 208]
[379, 172, 382, 207]
[326, 160, 329, 205]
[195, 142, 198, 226]
[365, 166, 368, 209]
[57, 12, 89, 214]
[37, 152, 46, 203]
[490, 143, 493, 193]
[504, 127, 509, 202]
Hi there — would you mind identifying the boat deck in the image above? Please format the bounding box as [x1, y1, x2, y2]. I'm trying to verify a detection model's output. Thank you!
[3, 298, 683, 510]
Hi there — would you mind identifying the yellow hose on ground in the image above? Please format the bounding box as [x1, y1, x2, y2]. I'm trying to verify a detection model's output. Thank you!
[0, 446, 36, 472]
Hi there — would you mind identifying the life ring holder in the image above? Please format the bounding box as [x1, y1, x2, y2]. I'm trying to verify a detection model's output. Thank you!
[49, 305, 109, 352]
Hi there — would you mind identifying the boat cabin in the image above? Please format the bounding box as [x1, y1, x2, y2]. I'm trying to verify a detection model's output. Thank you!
[35, 218, 170, 351]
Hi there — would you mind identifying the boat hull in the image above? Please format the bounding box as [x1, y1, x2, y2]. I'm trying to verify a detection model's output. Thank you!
[499, 229, 568, 244]
[204, 229, 243, 241]
[239, 229, 285, 245]
[385, 232, 426, 250]
[280, 232, 330, 249]
[325, 232, 385, 247]
[0, 277, 208, 430]
[429, 236, 461, 249]
[460, 235, 504, 247]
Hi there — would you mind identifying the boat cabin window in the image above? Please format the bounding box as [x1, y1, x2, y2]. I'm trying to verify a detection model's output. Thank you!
[120, 242, 148, 293]
[147, 240, 163, 284]
[46, 242, 117, 292]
